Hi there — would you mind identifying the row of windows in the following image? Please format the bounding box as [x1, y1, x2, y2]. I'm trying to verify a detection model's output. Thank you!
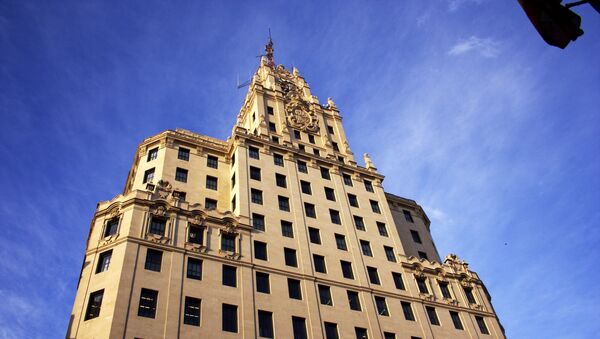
[246, 146, 376, 192]
[147, 146, 218, 168]
[84, 288, 490, 336]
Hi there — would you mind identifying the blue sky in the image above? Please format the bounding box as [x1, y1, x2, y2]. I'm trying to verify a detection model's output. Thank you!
[1, 1, 599, 338]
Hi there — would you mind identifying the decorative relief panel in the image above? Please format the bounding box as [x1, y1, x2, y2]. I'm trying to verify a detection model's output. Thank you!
[275, 66, 320, 133]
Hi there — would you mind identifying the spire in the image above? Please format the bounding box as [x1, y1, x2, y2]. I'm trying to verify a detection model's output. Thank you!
[265, 29, 275, 69]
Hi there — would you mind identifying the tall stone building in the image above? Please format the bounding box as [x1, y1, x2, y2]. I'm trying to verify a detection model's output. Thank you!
[67, 40, 505, 339]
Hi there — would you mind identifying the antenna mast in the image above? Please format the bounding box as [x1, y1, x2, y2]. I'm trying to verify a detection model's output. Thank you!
[265, 29, 275, 69]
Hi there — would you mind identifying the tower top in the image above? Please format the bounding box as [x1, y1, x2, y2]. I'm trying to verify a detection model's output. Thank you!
[265, 30, 275, 69]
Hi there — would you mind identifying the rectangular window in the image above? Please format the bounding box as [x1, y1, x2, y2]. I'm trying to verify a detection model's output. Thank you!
[375, 296, 389, 316]
[258, 310, 274, 338]
[370, 200, 381, 213]
[250, 166, 261, 181]
[439, 281, 452, 299]
[403, 210, 414, 223]
[464, 287, 477, 304]
[330, 209, 341, 225]
[392, 272, 405, 290]
[275, 173, 287, 188]
[273, 153, 284, 166]
[254, 241, 268, 260]
[360, 240, 372, 257]
[450, 311, 464, 330]
[231, 195, 236, 211]
[144, 248, 162, 272]
[299, 144, 305, 150]
[231, 173, 236, 187]
[384, 332, 396, 339]
[175, 167, 188, 182]
[269, 122, 276, 132]
[183, 297, 201, 326]
[347, 290, 361, 311]
[313, 254, 327, 273]
[222, 265, 237, 287]
[355, 327, 368, 339]
[187, 258, 202, 280]
[278, 196, 290, 211]
[342, 173, 353, 186]
[204, 198, 217, 210]
[426, 306, 440, 325]
[104, 218, 119, 237]
[292, 316, 307, 339]
[384, 246, 397, 262]
[418, 251, 429, 260]
[318, 285, 332, 306]
[410, 230, 422, 243]
[147, 147, 158, 161]
[222, 304, 238, 332]
[401, 301, 415, 321]
[256, 272, 270, 294]
[308, 134, 315, 144]
[353, 216, 365, 231]
[138, 288, 158, 318]
[341, 260, 354, 279]
[221, 234, 236, 252]
[188, 224, 204, 245]
[416, 277, 429, 294]
[252, 213, 265, 231]
[178, 147, 190, 161]
[249, 146, 260, 159]
[332, 142, 339, 152]
[313, 148, 320, 156]
[327, 125, 334, 134]
[143, 168, 155, 184]
[294, 130, 301, 139]
[320, 167, 331, 180]
[272, 135, 280, 143]
[324, 187, 336, 201]
[348, 194, 359, 207]
[206, 176, 218, 190]
[281, 220, 294, 238]
[288, 278, 302, 300]
[324, 322, 339, 339]
[297, 160, 308, 173]
[251, 189, 263, 204]
[302, 203, 315, 218]
[84, 289, 104, 320]
[337, 156, 344, 163]
[308, 227, 321, 244]
[173, 191, 186, 201]
[367, 266, 380, 285]
[364, 180, 374, 192]
[207, 155, 218, 169]
[284, 248, 297, 267]
[149, 217, 166, 236]
[335, 234, 347, 250]
[374, 222, 387, 237]
[96, 250, 112, 273]
[267, 106, 274, 115]
[300, 180, 312, 194]
[476, 316, 490, 334]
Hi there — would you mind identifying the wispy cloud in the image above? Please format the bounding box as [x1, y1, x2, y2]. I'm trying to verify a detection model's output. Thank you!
[448, 36, 500, 57]
[447, 0, 483, 12]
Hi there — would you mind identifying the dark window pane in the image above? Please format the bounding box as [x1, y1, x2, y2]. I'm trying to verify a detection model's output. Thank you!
[426, 306, 440, 325]
[401, 302, 415, 321]
[343, 174, 353, 186]
[355, 327, 368, 339]
[84, 289, 104, 320]
[297, 160, 308, 173]
[367, 267, 380, 285]
[104, 219, 119, 237]
[327, 125, 334, 134]
[330, 209, 341, 225]
[314, 254, 326, 273]
[320, 167, 330, 180]
[281, 221, 294, 238]
[348, 194, 359, 207]
[324, 322, 338, 339]
[308, 134, 315, 144]
[250, 166, 261, 180]
[392, 272, 405, 290]
[476, 316, 490, 335]
[96, 250, 112, 273]
[276, 173, 287, 188]
[354, 216, 365, 231]
[278, 196, 290, 211]
[138, 288, 158, 318]
[288, 278, 302, 300]
[252, 213, 265, 231]
[144, 249, 162, 272]
[292, 316, 307, 339]
[183, 297, 201, 326]
[188, 225, 204, 245]
[143, 168, 155, 184]
[284, 248, 297, 267]
[149, 217, 166, 236]
[384, 332, 396, 339]
[274, 153, 284, 166]
[254, 241, 268, 260]
[256, 272, 270, 294]
[301, 181, 312, 194]
[364, 180, 374, 192]
[347, 290, 361, 311]
[304, 203, 316, 218]
[418, 251, 429, 260]
[377, 222, 388, 237]
[318, 285, 332, 306]
[222, 304, 238, 332]
[384, 246, 397, 262]
[332, 142, 339, 152]
[269, 122, 276, 132]
[267, 106, 274, 115]
[464, 287, 477, 304]
[375, 296, 389, 316]
[187, 258, 202, 280]
[360, 240, 372, 256]
[440, 282, 452, 299]
[341, 261, 354, 279]
[403, 210, 414, 223]
[206, 176, 218, 190]
[411, 230, 422, 243]
[251, 189, 263, 204]
[249, 146, 260, 159]
[223, 265, 237, 287]
[324, 187, 336, 201]
[207, 155, 218, 169]
[147, 147, 158, 161]
[450, 311, 464, 330]
[417, 277, 429, 294]
[370, 200, 381, 213]
[175, 168, 188, 182]
[294, 130, 301, 139]
[335, 234, 347, 250]
[178, 147, 190, 161]
[221, 234, 236, 252]
[308, 227, 321, 244]
[258, 310, 274, 338]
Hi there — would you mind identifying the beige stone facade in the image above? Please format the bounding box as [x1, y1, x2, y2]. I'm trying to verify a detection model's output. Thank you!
[67, 42, 505, 339]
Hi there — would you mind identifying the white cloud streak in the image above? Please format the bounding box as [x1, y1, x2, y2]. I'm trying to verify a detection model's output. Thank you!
[448, 36, 500, 58]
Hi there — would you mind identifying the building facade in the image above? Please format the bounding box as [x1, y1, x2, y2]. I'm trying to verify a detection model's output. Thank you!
[67, 41, 505, 339]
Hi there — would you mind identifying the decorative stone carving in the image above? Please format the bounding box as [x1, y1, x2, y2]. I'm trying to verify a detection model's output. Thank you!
[186, 243, 208, 253]
[364, 153, 377, 171]
[326, 97, 337, 110]
[147, 233, 170, 244]
[151, 204, 167, 217]
[154, 180, 172, 199]
[275, 65, 320, 133]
